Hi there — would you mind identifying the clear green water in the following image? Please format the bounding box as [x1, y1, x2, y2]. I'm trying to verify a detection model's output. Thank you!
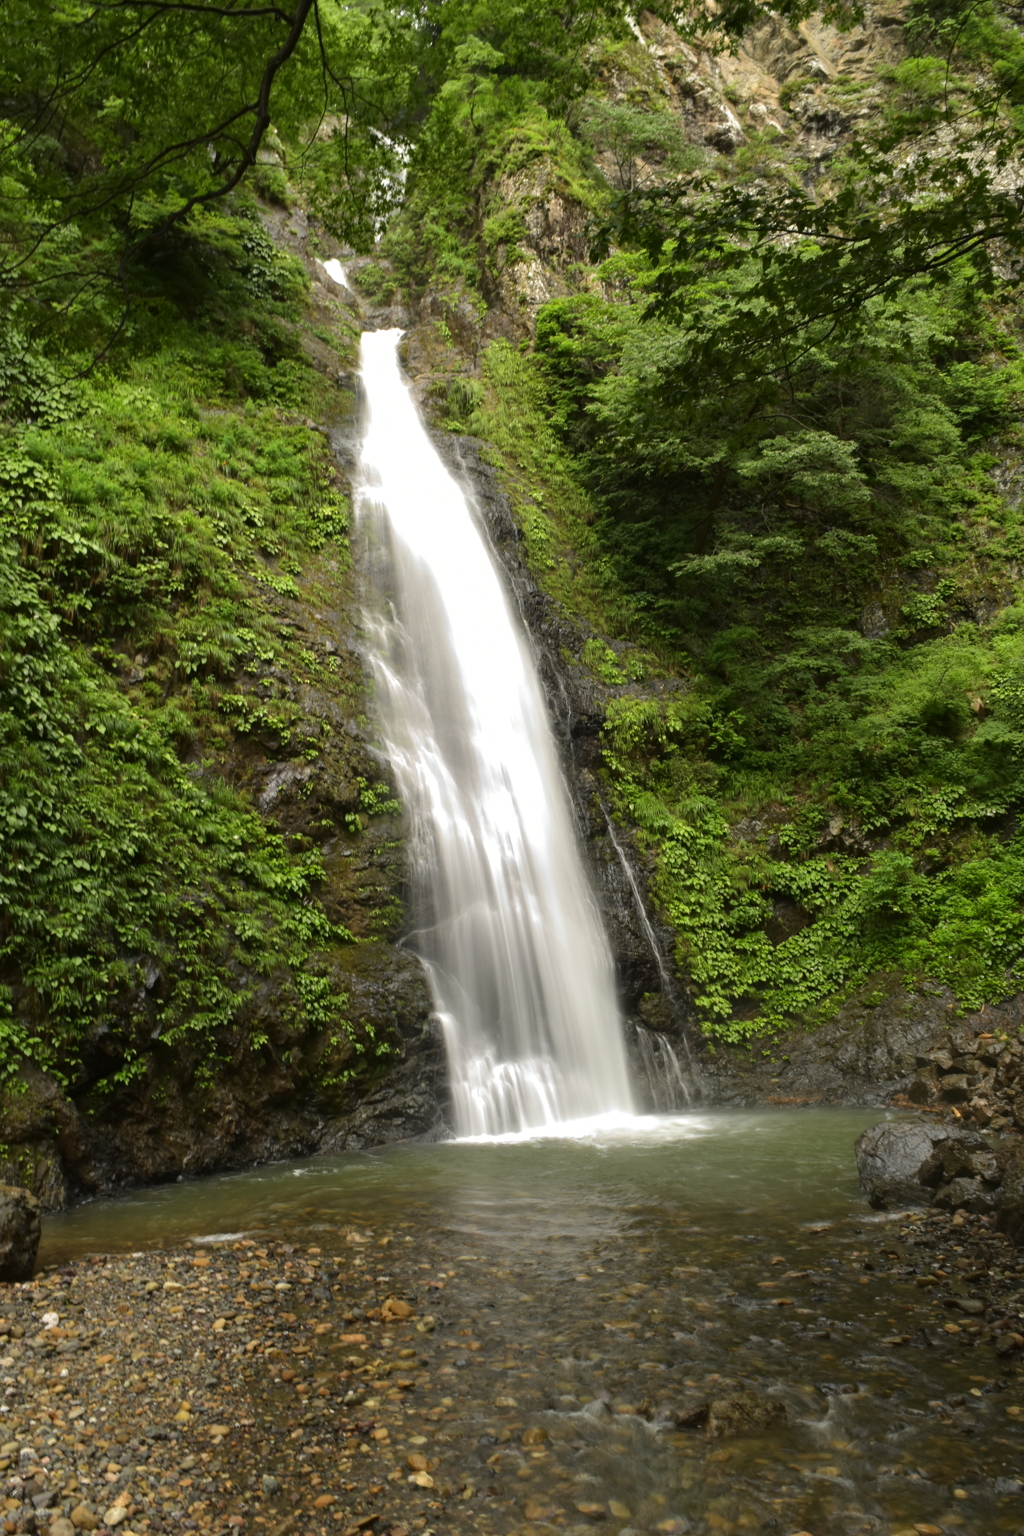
[36, 1109, 1024, 1536]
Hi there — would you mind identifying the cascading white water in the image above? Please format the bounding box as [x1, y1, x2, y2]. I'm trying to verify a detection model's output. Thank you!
[635, 1027, 693, 1112]
[321, 257, 349, 288]
[354, 328, 635, 1136]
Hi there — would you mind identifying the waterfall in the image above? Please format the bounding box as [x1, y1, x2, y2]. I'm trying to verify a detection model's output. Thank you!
[354, 329, 635, 1136]
[321, 257, 349, 289]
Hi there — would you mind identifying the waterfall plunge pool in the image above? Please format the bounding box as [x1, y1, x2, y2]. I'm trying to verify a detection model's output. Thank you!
[30, 1107, 1024, 1536]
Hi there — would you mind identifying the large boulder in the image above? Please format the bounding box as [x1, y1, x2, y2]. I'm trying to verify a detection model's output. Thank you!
[855, 1121, 997, 1209]
[855, 1121, 948, 1208]
[0, 1183, 41, 1280]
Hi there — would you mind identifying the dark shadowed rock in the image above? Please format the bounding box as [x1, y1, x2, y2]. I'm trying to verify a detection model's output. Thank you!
[673, 1399, 710, 1429]
[0, 1183, 41, 1280]
[929, 1135, 999, 1185]
[997, 1146, 1024, 1245]
[933, 1176, 999, 1214]
[0, 943, 442, 1210]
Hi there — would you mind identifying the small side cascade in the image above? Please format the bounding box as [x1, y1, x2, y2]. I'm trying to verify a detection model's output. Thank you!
[598, 794, 703, 1098]
[635, 1025, 695, 1112]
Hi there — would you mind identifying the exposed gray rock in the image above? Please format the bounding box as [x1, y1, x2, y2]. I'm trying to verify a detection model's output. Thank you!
[855, 1121, 949, 1208]
[702, 982, 1024, 1114]
[933, 1176, 999, 1214]
[0, 1183, 41, 1280]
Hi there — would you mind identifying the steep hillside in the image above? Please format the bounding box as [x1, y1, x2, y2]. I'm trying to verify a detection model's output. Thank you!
[0, 204, 449, 1206]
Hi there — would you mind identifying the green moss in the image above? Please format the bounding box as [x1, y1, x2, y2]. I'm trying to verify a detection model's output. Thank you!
[477, 340, 656, 644]
[0, 198, 397, 1094]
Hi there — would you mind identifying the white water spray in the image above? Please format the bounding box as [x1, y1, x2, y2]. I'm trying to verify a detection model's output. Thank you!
[321, 257, 349, 289]
[354, 329, 635, 1136]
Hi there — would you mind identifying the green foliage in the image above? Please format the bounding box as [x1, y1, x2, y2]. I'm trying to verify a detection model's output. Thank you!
[11, 0, 1024, 1070]
[443, 377, 486, 432]
[352, 264, 399, 303]
[508, 22, 1024, 1037]
[579, 99, 705, 194]
[669, 0, 864, 41]
[343, 778, 403, 833]
[0, 189, 372, 1094]
[0, 529, 343, 1087]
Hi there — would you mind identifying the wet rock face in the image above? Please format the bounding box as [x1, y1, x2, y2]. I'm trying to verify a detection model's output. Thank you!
[702, 980, 1024, 1119]
[0, 1183, 41, 1280]
[855, 1121, 951, 1209]
[701, 978, 947, 1106]
[0, 943, 442, 1211]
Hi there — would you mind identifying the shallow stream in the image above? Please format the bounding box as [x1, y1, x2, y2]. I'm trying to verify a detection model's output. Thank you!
[35, 1109, 1024, 1536]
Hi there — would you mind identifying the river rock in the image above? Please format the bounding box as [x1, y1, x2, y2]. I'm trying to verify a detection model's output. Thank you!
[0, 1183, 41, 1280]
[855, 1122, 947, 1208]
[933, 1176, 999, 1214]
[706, 1391, 786, 1438]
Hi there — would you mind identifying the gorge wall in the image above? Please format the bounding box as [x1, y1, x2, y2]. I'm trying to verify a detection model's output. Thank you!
[6, 0, 1024, 1205]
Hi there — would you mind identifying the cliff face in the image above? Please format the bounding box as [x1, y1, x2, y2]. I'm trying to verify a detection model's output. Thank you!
[397, 3, 912, 347]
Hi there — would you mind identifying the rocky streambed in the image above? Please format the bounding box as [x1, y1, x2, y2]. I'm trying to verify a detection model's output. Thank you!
[1, 1110, 1023, 1536]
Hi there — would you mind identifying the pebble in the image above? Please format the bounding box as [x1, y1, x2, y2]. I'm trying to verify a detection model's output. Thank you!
[0, 1200, 1017, 1536]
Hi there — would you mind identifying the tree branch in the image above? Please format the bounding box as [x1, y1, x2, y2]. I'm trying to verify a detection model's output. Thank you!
[115, 0, 317, 282]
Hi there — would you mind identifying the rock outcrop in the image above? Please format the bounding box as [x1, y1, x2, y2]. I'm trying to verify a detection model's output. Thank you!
[699, 981, 1024, 1125]
[0, 1184, 41, 1281]
[0, 944, 445, 1210]
[855, 1120, 1024, 1233]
